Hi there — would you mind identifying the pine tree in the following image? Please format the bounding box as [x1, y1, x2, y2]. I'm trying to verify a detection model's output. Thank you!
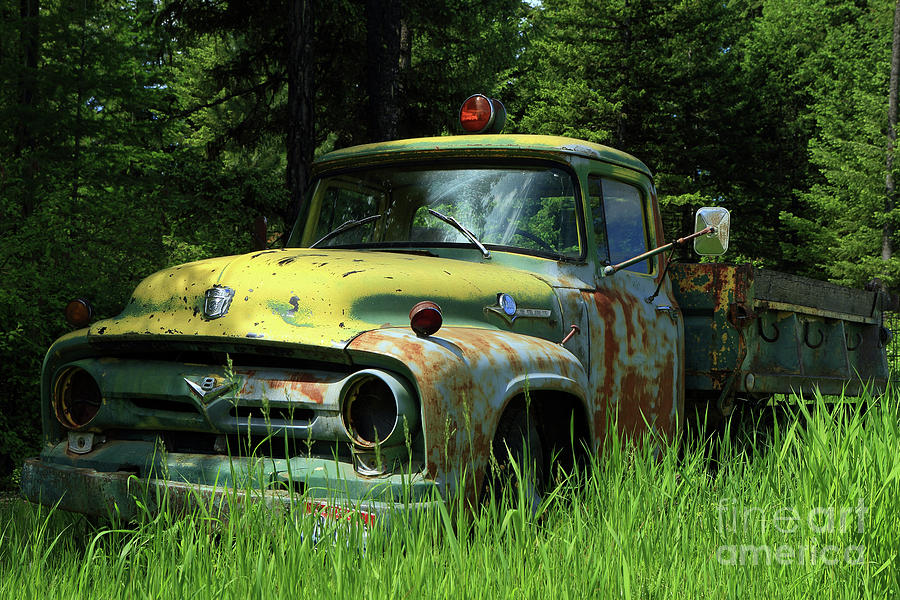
[779, 0, 899, 287]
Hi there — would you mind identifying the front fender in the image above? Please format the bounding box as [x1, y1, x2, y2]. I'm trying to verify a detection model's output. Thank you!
[345, 327, 589, 495]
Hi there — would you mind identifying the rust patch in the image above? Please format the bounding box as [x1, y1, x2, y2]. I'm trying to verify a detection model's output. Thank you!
[656, 352, 676, 437]
[347, 327, 586, 492]
[267, 380, 326, 404]
[235, 369, 334, 404]
[616, 368, 655, 437]
[586, 273, 680, 444]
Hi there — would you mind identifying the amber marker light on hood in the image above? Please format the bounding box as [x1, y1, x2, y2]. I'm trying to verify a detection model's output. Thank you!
[65, 298, 93, 328]
[459, 94, 506, 134]
[409, 301, 442, 337]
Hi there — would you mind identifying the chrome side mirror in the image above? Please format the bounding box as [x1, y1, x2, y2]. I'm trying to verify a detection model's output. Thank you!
[693, 207, 730, 256]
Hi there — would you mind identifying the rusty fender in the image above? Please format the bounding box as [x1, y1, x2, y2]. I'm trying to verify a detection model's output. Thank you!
[346, 327, 589, 498]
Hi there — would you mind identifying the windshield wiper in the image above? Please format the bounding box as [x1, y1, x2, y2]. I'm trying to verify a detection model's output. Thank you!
[427, 209, 491, 259]
[310, 214, 381, 248]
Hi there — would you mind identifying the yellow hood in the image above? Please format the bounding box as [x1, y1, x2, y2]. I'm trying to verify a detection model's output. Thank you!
[89, 248, 560, 350]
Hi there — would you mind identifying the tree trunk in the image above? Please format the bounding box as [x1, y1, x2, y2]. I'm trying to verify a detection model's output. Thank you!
[72, 1, 87, 204]
[15, 0, 39, 217]
[365, 0, 401, 142]
[399, 19, 411, 75]
[617, 11, 632, 149]
[884, 0, 900, 261]
[397, 18, 411, 138]
[14, 0, 39, 157]
[285, 0, 314, 232]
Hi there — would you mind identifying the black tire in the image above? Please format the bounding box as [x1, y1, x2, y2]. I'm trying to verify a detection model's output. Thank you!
[483, 404, 545, 515]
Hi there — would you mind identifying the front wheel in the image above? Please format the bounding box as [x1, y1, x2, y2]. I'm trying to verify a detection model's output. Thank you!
[483, 404, 545, 515]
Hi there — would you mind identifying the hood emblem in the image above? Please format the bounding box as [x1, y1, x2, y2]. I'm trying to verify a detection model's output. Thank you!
[203, 285, 235, 319]
[498, 293, 518, 316]
[184, 376, 231, 402]
[485, 293, 552, 324]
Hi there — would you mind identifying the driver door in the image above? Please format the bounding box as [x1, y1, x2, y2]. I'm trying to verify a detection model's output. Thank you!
[584, 175, 682, 447]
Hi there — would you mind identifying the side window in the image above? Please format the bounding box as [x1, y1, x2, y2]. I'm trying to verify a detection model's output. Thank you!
[588, 177, 610, 264]
[589, 176, 651, 274]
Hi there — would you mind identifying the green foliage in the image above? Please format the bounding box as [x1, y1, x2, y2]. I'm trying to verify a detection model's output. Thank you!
[0, 0, 281, 484]
[740, 0, 900, 285]
[394, 0, 527, 138]
[781, 0, 900, 288]
[510, 0, 900, 286]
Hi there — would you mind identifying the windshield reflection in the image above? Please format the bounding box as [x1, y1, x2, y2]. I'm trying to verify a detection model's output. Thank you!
[297, 165, 581, 259]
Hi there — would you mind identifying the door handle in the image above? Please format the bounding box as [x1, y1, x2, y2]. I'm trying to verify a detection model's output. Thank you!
[656, 305, 678, 322]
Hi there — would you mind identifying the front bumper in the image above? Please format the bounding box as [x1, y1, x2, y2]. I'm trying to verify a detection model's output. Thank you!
[21, 443, 441, 522]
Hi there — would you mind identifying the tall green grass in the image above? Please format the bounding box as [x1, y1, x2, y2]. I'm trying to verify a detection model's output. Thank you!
[2, 390, 898, 599]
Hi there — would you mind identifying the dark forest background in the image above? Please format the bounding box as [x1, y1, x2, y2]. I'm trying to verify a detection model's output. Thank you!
[1, 0, 898, 485]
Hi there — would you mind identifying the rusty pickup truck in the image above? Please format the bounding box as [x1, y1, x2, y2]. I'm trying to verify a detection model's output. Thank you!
[21, 100, 892, 520]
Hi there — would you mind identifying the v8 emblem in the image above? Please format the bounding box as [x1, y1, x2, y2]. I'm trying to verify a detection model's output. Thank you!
[184, 376, 231, 402]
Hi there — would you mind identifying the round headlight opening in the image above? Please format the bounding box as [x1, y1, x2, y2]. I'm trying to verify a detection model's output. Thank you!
[343, 376, 398, 446]
[53, 367, 102, 429]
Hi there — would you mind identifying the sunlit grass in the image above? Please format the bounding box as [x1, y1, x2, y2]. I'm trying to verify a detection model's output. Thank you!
[1, 390, 898, 599]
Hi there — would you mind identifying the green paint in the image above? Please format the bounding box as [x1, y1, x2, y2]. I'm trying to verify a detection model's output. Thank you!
[267, 300, 315, 327]
[315, 134, 651, 176]
[114, 295, 189, 320]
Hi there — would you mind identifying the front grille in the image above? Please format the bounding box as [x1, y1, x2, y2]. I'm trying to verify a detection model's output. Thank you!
[131, 397, 202, 415]
[160, 431, 220, 454]
[228, 406, 316, 423]
[101, 429, 354, 462]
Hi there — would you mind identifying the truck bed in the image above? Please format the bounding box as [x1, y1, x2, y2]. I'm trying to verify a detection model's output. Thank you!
[670, 263, 892, 397]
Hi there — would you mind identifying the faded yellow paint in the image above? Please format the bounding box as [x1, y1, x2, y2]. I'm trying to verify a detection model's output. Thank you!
[89, 247, 558, 349]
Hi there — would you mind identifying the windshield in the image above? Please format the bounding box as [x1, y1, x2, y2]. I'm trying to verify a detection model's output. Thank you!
[295, 164, 582, 259]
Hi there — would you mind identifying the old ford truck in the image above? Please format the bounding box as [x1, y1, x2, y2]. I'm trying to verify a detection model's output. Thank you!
[21, 96, 892, 519]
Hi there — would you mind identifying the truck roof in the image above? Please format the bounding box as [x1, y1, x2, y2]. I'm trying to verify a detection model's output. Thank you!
[314, 134, 653, 177]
